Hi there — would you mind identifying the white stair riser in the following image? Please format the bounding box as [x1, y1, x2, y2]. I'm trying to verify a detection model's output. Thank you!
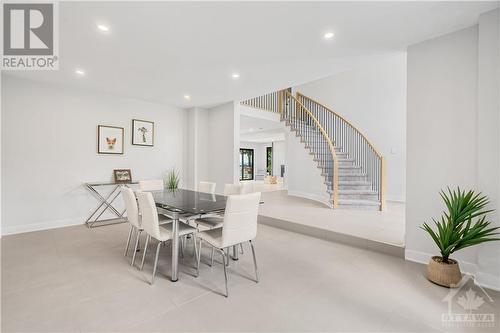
[339, 193, 379, 200]
[339, 175, 368, 181]
[338, 168, 363, 175]
[337, 204, 380, 211]
[338, 184, 372, 190]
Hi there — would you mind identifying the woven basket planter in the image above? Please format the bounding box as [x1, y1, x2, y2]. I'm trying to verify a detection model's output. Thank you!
[427, 256, 462, 288]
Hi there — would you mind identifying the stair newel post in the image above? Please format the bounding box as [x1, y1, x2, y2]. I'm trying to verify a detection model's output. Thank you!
[380, 156, 386, 211]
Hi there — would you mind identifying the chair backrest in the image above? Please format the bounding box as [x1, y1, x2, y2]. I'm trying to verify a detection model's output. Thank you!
[221, 192, 261, 248]
[239, 182, 254, 194]
[139, 179, 164, 191]
[199, 181, 216, 194]
[136, 191, 161, 239]
[121, 187, 140, 228]
[224, 183, 241, 196]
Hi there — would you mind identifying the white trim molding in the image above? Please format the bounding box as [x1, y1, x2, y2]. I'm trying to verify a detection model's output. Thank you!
[1, 217, 85, 236]
[287, 190, 332, 208]
[405, 249, 500, 291]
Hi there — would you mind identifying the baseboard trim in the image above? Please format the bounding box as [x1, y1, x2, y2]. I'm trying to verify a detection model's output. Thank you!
[259, 215, 404, 257]
[405, 249, 500, 291]
[1, 217, 85, 236]
[287, 190, 331, 208]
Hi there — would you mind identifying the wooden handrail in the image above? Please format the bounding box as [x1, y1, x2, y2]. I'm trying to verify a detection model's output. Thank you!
[296, 92, 383, 159]
[285, 91, 339, 208]
[297, 91, 385, 211]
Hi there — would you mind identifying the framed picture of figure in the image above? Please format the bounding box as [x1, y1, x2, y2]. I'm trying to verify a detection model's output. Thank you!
[132, 119, 154, 146]
[97, 125, 124, 154]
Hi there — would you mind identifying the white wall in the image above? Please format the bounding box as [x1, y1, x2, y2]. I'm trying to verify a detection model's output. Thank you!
[272, 140, 286, 179]
[406, 12, 500, 290]
[184, 107, 209, 190]
[294, 53, 407, 202]
[476, 9, 500, 288]
[286, 130, 330, 206]
[1, 75, 186, 235]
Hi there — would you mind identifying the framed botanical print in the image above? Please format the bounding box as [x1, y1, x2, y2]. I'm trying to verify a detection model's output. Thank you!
[113, 169, 132, 183]
[98, 125, 124, 154]
[132, 119, 154, 146]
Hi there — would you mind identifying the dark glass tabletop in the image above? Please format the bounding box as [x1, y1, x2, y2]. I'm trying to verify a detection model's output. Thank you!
[151, 188, 227, 215]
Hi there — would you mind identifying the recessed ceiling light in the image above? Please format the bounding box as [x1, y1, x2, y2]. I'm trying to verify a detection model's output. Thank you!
[75, 68, 85, 76]
[323, 32, 335, 40]
[184, 94, 191, 100]
[97, 24, 110, 32]
[231, 73, 240, 79]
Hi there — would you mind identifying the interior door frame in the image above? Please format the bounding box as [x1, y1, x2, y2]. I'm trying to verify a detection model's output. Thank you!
[239, 148, 254, 181]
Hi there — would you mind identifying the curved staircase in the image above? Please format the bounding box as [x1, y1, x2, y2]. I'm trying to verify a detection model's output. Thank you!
[241, 90, 385, 211]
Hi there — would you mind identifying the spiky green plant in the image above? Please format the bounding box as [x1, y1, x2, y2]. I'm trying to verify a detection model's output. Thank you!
[421, 187, 500, 264]
[165, 168, 180, 190]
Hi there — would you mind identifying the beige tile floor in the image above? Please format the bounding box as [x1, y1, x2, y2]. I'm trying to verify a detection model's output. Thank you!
[259, 190, 406, 246]
[1, 221, 499, 332]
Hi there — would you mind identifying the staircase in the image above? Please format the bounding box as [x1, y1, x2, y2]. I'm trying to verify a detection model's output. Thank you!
[241, 90, 385, 211]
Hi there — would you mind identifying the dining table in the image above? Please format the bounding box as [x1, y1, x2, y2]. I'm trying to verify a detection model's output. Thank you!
[150, 188, 229, 282]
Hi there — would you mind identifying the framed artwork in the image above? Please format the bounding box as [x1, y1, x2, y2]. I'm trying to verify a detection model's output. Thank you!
[98, 125, 124, 154]
[113, 169, 132, 183]
[132, 119, 154, 146]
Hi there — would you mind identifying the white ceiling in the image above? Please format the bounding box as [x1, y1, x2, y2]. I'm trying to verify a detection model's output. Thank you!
[4, 1, 498, 108]
[240, 115, 286, 143]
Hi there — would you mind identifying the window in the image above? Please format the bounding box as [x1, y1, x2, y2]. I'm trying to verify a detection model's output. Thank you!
[266, 146, 273, 175]
[239, 148, 254, 181]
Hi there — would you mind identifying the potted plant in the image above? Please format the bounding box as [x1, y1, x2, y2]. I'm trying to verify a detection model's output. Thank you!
[165, 168, 180, 190]
[421, 187, 500, 287]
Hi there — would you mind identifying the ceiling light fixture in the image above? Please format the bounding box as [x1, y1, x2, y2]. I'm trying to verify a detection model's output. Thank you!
[231, 73, 240, 79]
[184, 94, 191, 100]
[75, 68, 85, 76]
[323, 32, 335, 40]
[97, 24, 110, 32]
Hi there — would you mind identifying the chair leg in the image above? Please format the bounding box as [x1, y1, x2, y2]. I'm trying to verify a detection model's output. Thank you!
[219, 248, 228, 297]
[249, 240, 259, 283]
[180, 237, 184, 259]
[140, 235, 150, 271]
[210, 247, 215, 267]
[225, 248, 229, 266]
[124, 225, 133, 256]
[131, 229, 142, 267]
[240, 243, 244, 255]
[196, 237, 202, 277]
[151, 241, 162, 285]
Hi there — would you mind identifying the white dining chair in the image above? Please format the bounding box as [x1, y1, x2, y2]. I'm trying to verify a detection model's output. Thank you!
[196, 192, 261, 297]
[224, 183, 241, 195]
[239, 182, 254, 194]
[195, 182, 246, 264]
[136, 191, 199, 284]
[122, 187, 171, 267]
[139, 179, 164, 191]
[122, 187, 142, 265]
[198, 181, 216, 194]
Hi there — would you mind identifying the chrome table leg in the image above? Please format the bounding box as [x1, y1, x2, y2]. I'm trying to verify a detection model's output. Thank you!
[170, 212, 179, 282]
